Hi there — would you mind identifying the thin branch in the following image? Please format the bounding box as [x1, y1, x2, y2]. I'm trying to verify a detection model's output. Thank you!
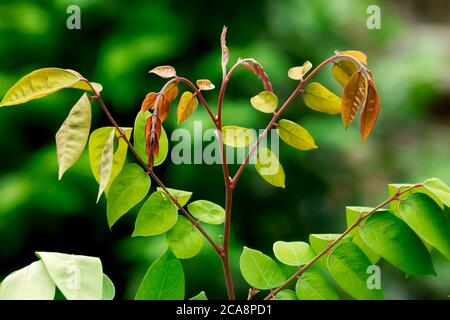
[264, 184, 422, 300]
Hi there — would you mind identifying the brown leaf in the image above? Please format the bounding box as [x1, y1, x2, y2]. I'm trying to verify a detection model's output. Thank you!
[150, 95, 170, 122]
[145, 116, 162, 168]
[221, 26, 229, 74]
[341, 71, 367, 129]
[196, 79, 215, 91]
[162, 82, 179, 102]
[240, 58, 273, 92]
[177, 91, 198, 124]
[360, 82, 380, 143]
[149, 66, 177, 78]
[141, 92, 157, 112]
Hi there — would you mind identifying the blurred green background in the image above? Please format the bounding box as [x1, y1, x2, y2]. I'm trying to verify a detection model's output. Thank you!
[0, 0, 449, 299]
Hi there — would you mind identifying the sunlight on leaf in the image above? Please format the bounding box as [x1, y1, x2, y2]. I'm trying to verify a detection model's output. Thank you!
[187, 200, 225, 225]
[149, 65, 177, 78]
[360, 81, 380, 143]
[255, 147, 285, 188]
[177, 91, 198, 124]
[196, 79, 215, 91]
[303, 82, 341, 114]
[222, 126, 255, 148]
[288, 61, 312, 80]
[250, 91, 278, 113]
[166, 216, 204, 259]
[277, 119, 317, 151]
[341, 71, 367, 129]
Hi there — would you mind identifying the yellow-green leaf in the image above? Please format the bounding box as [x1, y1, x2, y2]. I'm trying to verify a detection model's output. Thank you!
[149, 66, 176, 78]
[255, 147, 285, 188]
[222, 126, 255, 148]
[341, 71, 367, 129]
[277, 119, 317, 151]
[337, 50, 367, 65]
[303, 82, 341, 114]
[177, 92, 198, 124]
[0, 68, 100, 107]
[250, 91, 278, 113]
[96, 129, 115, 202]
[196, 79, 215, 91]
[332, 60, 358, 87]
[89, 127, 132, 196]
[288, 61, 312, 80]
[56, 93, 91, 180]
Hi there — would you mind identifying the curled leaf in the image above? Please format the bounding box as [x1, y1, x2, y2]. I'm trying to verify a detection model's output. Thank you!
[341, 71, 367, 129]
[360, 81, 380, 143]
[303, 82, 341, 114]
[332, 60, 358, 87]
[221, 26, 229, 74]
[149, 66, 177, 78]
[0, 68, 99, 107]
[222, 126, 255, 148]
[240, 58, 273, 92]
[177, 91, 198, 124]
[56, 93, 91, 180]
[288, 61, 312, 80]
[250, 91, 278, 113]
[337, 50, 367, 65]
[152, 95, 170, 122]
[196, 79, 215, 91]
[141, 92, 157, 112]
[277, 119, 317, 151]
[145, 116, 162, 168]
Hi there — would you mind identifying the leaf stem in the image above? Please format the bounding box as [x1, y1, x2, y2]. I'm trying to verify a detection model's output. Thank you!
[263, 183, 422, 300]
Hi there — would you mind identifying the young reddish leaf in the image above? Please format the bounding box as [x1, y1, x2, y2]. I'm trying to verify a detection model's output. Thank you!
[177, 92, 198, 124]
[240, 58, 273, 92]
[196, 79, 215, 91]
[149, 95, 170, 122]
[149, 66, 177, 78]
[145, 116, 162, 168]
[341, 71, 367, 129]
[360, 81, 380, 143]
[332, 61, 358, 87]
[337, 50, 368, 65]
[250, 91, 278, 113]
[221, 26, 229, 75]
[163, 83, 179, 102]
[288, 61, 312, 80]
[141, 92, 157, 112]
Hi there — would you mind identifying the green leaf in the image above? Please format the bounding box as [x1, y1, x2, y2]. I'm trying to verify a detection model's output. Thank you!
[273, 289, 298, 300]
[187, 200, 225, 225]
[55, 93, 91, 180]
[0, 261, 55, 300]
[135, 250, 184, 300]
[107, 163, 151, 228]
[309, 234, 340, 266]
[303, 82, 341, 114]
[0, 68, 101, 107]
[250, 91, 278, 113]
[273, 241, 315, 266]
[332, 60, 358, 87]
[89, 127, 132, 195]
[295, 267, 339, 300]
[255, 147, 285, 188]
[36, 252, 103, 300]
[96, 129, 115, 202]
[327, 242, 383, 300]
[102, 274, 115, 300]
[189, 291, 208, 300]
[133, 191, 178, 237]
[423, 178, 450, 208]
[277, 119, 317, 151]
[239, 247, 286, 290]
[157, 187, 193, 207]
[345, 206, 384, 264]
[134, 111, 168, 167]
[288, 61, 312, 80]
[399, 193, 450, 259]
[222, 126, 255, 147]
[166, 216, 204, 259]
[359, 211, 436, 276]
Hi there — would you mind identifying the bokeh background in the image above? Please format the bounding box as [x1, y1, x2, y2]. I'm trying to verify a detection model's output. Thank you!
[0, 0, 449, 299]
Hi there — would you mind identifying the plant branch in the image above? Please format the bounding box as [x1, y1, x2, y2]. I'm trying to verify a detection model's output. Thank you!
[264, 183, 422, 300]
[83, 80, 222, 256]
[231, 53, 369, 185]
